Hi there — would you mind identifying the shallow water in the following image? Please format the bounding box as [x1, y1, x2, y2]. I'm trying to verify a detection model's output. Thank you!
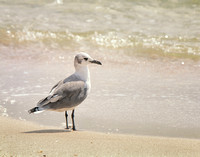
[0, 0, 200, 138]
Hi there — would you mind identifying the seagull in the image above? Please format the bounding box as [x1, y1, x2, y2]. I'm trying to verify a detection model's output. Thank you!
[28, 52, 102, 130]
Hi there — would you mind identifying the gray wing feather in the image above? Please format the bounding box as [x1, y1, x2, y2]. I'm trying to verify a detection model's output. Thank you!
[48, 73, 79, 95]
[37, 78, 87, 110]
[49, 80, 62, 94]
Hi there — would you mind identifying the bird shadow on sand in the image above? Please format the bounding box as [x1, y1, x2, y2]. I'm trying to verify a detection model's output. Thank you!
[23, 129, 72, 134]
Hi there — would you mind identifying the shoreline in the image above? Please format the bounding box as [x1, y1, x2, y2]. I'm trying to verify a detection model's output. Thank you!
[1, 56, 200, 140]
[1, 116, 200, 157]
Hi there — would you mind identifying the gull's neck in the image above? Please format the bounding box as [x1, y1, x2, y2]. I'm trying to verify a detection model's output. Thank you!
[74, 66, 90, 82]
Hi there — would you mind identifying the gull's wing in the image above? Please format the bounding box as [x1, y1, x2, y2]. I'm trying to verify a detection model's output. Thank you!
[37, 80, 86, 108]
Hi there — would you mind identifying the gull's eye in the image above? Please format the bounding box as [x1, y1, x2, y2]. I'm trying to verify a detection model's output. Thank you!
[84, 58, 88, 61]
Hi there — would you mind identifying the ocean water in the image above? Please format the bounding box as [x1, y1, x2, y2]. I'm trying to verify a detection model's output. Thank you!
[0, 0, 200, 59]
[0, 0, 200, 138]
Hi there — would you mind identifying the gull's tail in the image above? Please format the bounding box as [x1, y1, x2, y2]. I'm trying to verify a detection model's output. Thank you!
[28, 107, 44, 114]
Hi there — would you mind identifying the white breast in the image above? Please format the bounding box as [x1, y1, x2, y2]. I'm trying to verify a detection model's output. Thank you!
[86, 80, 91, 94]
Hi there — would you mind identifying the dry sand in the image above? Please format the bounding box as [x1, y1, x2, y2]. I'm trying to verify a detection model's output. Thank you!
[0, 116, 200, 157]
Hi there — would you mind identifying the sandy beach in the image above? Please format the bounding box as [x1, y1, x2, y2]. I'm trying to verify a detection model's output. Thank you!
[1, 55, 200, 157]
[1, 51, 200, 157]
[0, 116, 200, 157]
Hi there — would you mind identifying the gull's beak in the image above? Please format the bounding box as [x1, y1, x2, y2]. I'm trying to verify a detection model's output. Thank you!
[90, 60, 102, 65]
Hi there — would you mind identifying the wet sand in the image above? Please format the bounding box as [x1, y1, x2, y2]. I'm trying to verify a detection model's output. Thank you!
[0, 52, 200, 138]
[1, 116, 200, 157]
[1, 53, 200, 156]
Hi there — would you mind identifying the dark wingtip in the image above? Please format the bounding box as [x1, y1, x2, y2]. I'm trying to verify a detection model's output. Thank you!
[28, 107, 39, 114]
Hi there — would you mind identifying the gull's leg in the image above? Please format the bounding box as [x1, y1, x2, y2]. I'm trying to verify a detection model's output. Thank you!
[71, 109, 76, 131]
[65, 111, 69, 129]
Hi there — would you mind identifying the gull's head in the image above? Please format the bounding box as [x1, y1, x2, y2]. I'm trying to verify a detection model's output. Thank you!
[74, 52, 102, 69]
